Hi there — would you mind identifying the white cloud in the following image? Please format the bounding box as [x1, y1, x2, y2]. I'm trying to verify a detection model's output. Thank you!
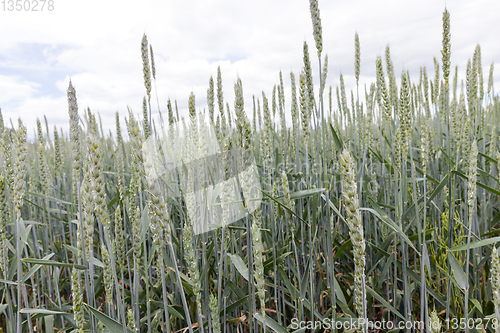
[0, 75, 39, 103]
[1, 0, 500, 138]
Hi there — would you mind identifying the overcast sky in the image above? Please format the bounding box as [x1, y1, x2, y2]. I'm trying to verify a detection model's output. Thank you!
[1, 0, 499, 138]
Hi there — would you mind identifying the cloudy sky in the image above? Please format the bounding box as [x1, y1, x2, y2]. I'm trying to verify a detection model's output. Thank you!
[1, 0, 499, 138]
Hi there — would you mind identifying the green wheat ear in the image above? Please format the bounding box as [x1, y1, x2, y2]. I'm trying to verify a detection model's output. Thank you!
[321, 54, 328, 95]
[251, 206, 266, 320]
[441, 8, 451, 90]
[71, 268, 85, 332]
[488, 62, 495, 95]
[491, 247, 500, 328]
[141, 33, 152, 102]
[150, 44, 156, 80]
[303, 41, 315, 116]
[299, 71, 310, 140]
[13, 119, 27, 217]
[309, 0, 322, 58]
[467, 139, 478, 222]
[101, 243, 113, 305]
[208, 76, 215, 125]
[429, 309, 442, 333]
[67, 80, 81, 202]
[355, 32, 360, 85]
[53, 125, 63, 177]
[143, 95, 151, 139]
[340, 148, 366, 319]
[127, 307, 137, 331]
[209, 293, 221, 333]
[0, 176, 7, 279]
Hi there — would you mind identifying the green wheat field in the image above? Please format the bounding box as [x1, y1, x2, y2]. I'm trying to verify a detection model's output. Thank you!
[1, 1, 500, 332]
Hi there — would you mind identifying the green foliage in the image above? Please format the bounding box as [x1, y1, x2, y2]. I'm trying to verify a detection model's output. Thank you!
[1, 4, 500, 333]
